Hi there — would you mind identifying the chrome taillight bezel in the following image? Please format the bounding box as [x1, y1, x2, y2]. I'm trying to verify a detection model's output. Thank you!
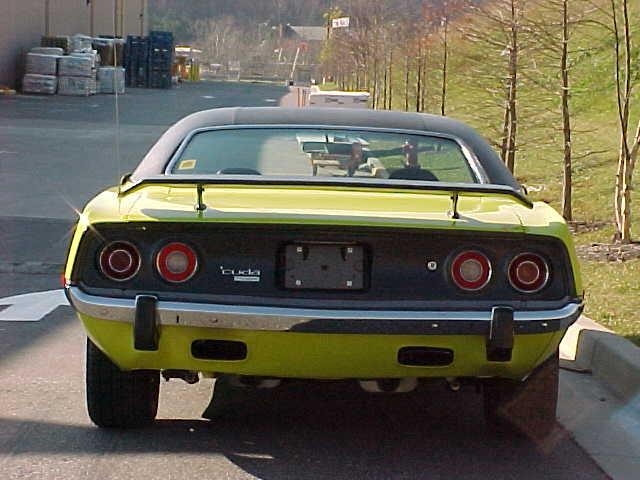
[450, 250, 492, 292]
[508, 252, 550, 293]
[155, 242, 199, 283]
[98, 241, 141, 282]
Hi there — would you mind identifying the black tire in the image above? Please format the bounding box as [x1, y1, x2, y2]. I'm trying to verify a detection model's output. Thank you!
[86, 338, 159, 428]
[483, 352, 559, 438]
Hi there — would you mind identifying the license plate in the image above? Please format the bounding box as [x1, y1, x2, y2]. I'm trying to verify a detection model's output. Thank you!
[283, 243, 365, 290]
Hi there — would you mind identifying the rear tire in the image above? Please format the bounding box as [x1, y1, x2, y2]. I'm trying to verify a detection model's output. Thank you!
[86, 338, 159, 428]
[483, 352, 559, 438]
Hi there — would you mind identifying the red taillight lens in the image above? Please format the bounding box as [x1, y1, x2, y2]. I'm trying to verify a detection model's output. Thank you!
[156, 242, 198, 283]
[99, 241, 141, 282]
[451, 251, 492, 291]
[508, 253, 549, 293]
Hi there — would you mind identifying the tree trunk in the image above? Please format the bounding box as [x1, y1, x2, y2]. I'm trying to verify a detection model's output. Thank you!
[421, 52, 427, 113]
[382, 54, 388, 110]
[388, 50, 393, 109]
[441, 17, 448, 116]
[404, 54, 410, 111]
[505, 0, 519, 173]
[560, 0, 573, 221]
[416, 48, 422, 112]
[619, 0, 634, 242]
[500, 93, 511, 163]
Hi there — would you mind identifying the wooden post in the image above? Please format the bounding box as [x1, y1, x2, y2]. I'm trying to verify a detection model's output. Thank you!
[89, 0, 95, 37]
[44, 0, 50, 36]
[140, 0, 146, 36]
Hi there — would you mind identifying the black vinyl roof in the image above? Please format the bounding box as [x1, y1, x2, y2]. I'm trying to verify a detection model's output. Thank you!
[130, 107, 520, 189]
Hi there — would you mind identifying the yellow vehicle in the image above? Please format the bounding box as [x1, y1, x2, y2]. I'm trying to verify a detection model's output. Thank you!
[64, 108, 582, 436]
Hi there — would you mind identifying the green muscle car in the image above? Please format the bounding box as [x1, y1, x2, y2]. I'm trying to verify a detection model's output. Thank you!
[64, 107, 583, 436]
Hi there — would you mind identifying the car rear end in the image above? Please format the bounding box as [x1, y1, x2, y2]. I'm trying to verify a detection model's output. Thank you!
[65, 193, 582, 382]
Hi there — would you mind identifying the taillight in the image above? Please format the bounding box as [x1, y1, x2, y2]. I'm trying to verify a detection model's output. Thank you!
[451, 251, 492, 291]
[508, 253, 549, 293]
[99, 241, 141, 282]
[156, 242, 198, 283]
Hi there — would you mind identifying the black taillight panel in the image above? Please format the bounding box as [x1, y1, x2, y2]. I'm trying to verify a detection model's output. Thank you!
[72, 223, 577, 307]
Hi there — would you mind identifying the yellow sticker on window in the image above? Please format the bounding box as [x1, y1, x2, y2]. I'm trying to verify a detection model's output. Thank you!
[178, 159, 197, 170]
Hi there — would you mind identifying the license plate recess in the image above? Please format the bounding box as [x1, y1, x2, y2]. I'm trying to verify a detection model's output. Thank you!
[283, 243, 365, 290]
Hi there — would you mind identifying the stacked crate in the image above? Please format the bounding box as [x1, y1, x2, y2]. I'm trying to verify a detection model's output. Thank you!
[148, 31, 174, 89]
[40, 36, 71, 54]
[22, 48, 62, 94]
[124, 36, 150, 87]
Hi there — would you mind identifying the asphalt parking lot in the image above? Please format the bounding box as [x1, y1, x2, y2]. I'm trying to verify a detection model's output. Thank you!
[0, 82, 610, 479]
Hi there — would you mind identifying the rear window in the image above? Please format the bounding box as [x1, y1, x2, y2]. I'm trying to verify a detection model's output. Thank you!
[168, 128, 478, 184]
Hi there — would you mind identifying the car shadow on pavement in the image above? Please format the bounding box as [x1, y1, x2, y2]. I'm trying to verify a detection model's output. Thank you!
[0, 382, 606, 480]
[0, 306, 75, 365]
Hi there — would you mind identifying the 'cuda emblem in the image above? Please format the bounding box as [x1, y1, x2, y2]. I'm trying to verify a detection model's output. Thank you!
[220, 266, 261, 283]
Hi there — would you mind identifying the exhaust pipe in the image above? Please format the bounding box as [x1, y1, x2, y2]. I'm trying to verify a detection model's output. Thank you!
[162, 369, 199, 384]
[229, 375, 282, 389]
[446, 377, 461, 392]
[358, 377, 418, 393]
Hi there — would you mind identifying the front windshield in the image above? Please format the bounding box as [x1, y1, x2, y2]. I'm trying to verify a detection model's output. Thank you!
[170, 128, 478, 183]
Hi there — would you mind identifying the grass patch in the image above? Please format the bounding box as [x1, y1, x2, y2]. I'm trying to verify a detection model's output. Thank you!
[579, 257, 640, 345]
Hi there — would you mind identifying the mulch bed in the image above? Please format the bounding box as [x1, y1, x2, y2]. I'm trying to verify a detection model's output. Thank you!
[577, 242, 640, 262]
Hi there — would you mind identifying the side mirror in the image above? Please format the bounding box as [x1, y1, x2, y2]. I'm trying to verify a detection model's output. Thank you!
[120, 172, 132, 186]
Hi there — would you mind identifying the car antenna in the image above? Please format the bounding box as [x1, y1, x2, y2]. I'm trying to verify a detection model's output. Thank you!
[195, 183, 207, 214]
[449, 192, 460, 219]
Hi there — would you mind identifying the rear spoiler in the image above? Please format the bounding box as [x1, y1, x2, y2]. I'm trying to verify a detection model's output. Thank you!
[119, 174, 534, 210]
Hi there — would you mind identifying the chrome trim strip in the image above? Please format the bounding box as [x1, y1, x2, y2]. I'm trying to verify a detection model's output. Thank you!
[67, 286, 582, 334]
[163, 124, 488, 184]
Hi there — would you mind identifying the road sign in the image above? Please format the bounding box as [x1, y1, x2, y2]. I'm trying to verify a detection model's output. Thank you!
[332, 17, 350, 29]
[0, 289, 69, 322]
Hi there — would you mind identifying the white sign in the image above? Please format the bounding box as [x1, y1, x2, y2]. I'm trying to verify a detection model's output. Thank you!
[0, 289, 69, 322]
[332, 17, 350, 29]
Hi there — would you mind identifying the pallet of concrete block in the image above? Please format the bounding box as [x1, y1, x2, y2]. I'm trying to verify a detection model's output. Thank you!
[70, 51, 98, 69]
[22, 74, 57, 95]
[58, 55, 94, 77]
[26, 53, 59, 76]
[71, 34, 93, 52]
[30, 47, 64, 56]
[58, 76, 96, 96]
[41, 36, 71, 54]
[97, 67, 125, 94]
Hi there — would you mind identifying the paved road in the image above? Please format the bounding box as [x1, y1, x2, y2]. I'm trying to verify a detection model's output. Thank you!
[0, 81, 287, 220]
[0, 82, 609, 479]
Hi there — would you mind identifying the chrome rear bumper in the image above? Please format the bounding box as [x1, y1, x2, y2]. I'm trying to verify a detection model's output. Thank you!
[66, 286, 582, 336]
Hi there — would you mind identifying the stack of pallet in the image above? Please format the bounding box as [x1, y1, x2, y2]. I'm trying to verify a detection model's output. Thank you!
[148, 31, 173, 89]
[94, 37, 126, 94]
[22, 47, 63, 94]
[124, 36, 150, 87]
[58, 53, 97, 96]
[22, 34, 128, 96]
[124, 31, 174, 89]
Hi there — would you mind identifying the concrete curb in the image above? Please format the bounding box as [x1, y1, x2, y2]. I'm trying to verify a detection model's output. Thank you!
[560, 315, 640, 403]
[575, 328, 640, 404]
[558, 316, 640, 480]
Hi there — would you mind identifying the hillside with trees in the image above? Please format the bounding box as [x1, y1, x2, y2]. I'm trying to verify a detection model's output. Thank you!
[319, 0, 639, 340]
[148, 0, 639, 340]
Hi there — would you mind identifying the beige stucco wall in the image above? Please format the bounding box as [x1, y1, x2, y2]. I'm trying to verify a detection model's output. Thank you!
[1, 0, 148, 88]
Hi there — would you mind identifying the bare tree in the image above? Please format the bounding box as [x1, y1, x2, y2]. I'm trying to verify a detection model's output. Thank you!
[608, 0, 638, 242]
[459, 0, 528, 173]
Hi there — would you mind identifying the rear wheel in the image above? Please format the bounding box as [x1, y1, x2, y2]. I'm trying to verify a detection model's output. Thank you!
[483, 352, 559, 438]
[86, 338, 159, 428]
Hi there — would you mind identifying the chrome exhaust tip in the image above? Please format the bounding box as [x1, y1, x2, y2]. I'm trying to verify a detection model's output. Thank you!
[229, 375, 282, 389]
[358, 377, 418, 393]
